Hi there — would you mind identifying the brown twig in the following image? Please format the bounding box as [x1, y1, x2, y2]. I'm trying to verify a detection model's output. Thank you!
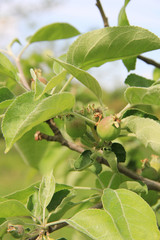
[96, 0, 160, 69]
[96, 0, 109, 27]
[137, 55, 160, 69]
[35, 119, 84, 153]
[35, 119, 160, 192]
[99, 157, 160, 191]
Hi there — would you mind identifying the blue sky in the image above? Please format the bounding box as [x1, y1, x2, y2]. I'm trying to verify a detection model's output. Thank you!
[0, 0, 160, 90]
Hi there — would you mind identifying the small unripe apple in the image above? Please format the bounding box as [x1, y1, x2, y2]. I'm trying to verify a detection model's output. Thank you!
[96, 116, 120, 141]
[66, 116, 86, 138]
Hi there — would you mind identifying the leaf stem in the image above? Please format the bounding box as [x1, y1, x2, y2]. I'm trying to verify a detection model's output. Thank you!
[45, 219, 66, 228]
[59, 75, 73, 93]
[74, 186, 102, 193]
[15, 57, 30, 90]
[70, 111, 96, 125]
[118, 103, 131, 118]
[17, 42, 30, 59]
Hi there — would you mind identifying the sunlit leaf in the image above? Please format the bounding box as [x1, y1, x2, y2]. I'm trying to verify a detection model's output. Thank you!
[122, 116, 160, 154]
[118, 0, 130, 26]
[67, 26, 160, 70]
[0, 200, 32, 218]
[125, 84, 160, 105]
[66, 209, 123, 240]
[29, 23, 80, 43]
[52, 58, 102, 100]
[2, 92, 75, 152]
[102, 188, 160, 240]
[4, 182, 39, 204]
[35, 71, 67, 100]
[0, 53, 17, 80]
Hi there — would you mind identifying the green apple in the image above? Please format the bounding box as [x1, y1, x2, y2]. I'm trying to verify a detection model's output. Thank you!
[66, 116, 86, 138]
[96, 116, 120, 141]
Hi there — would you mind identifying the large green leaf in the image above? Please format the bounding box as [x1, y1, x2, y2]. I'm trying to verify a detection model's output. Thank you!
[52, 58, 102, 100]
[0, 200, 32, 218]
[67, 209, 123, 240]
[122, 116, 160, 154]
[39, 170, 55, 209]
[0, 53, 17, 80]
[67, 26, 160, 70]
[102, 188, 160, 240]
[2, 92, 75, 152]
[125, 74, 154, 87]
[125, 84, 160, 105]
[29, 23, 80, 43]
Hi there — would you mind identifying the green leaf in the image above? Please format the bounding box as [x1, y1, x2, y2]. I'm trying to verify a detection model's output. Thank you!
[35, 71, 67, 100]
[96, 169, 131, 189]
[89, 161, 102, 175]
[103, 150, 118, 172]
[34, 78, 46, 100]
[0, 53, 17, 80]
[28, 190, 42, 219]
[4, 182, 39, 204]
[74, 150, 94, 171]
[15, 123, 55, 169]
[153, 68, 160, 81]
[53, 54, 66, 74]
[119, 181, 148, 194]
[125, 74, 154, 87]
[111, 142, 126, 163]
[52, 58, 102, 100]
[48, 190, 76, 222]
[141, 190, 159, 206]
[67, 26, 160, 70]
[122, 116, 160, 154]
[0, 200, 32, 218]
[39, 170, 55, 209]
[122, 108, 158, 120]
[118, 0, 137, 71]
[118, 0, 130, 26]
[67, 209, 123, 240]
[29, 23, 80, 43]
[55, 183, 73, 193]
[0, 87, 15, 109]
[47, 189, 71, 212]
[2, 91, 75, 152]
[102, 188, 160, 240]
[0, 221, 8, 237]
[122, 57, 137, 72]
[125, 84, 160, 105]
